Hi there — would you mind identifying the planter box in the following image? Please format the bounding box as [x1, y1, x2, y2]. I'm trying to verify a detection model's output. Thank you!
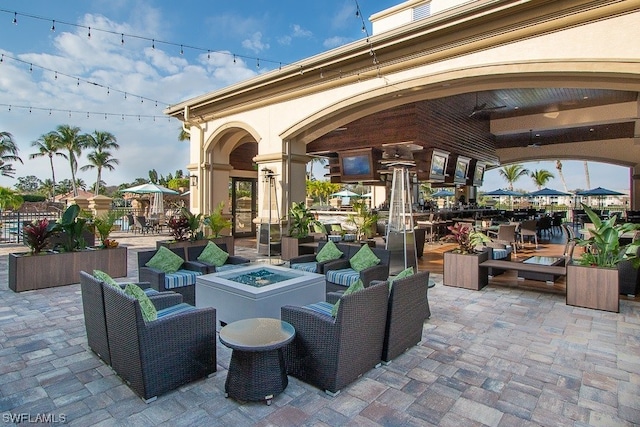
[8, 246, 127, 292]
[281, 236, 315, 261]
[443, 250, 489, 290]
[566, 264, 619, 312]
[157, 236, 235, 258]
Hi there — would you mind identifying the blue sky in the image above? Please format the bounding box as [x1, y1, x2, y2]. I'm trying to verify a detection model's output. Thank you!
[0, 0, 630, 195]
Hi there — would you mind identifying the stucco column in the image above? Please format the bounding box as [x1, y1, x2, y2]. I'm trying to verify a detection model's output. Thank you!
[88, 195, 113, 218]
[209, 162, 232, 216]
[631, 165, 640, 210]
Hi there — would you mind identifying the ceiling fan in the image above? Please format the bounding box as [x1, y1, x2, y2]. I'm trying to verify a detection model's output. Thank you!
[469, 93, 507, 117]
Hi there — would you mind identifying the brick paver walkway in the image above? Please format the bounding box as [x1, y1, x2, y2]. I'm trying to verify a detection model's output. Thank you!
[0, 231, 638, 426]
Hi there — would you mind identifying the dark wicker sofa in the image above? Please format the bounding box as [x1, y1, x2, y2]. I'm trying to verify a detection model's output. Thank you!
[137, 247, 207, 305]
[289, 241, 352, 274]
[79, 271, 182, 366]
[102, 282, 217, 402]
[281, 281, 389, 395]
[186, 243, 250, 274]
[323, 246, 390, 293]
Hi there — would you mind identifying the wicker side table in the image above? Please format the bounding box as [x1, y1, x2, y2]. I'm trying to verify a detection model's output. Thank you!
[219, 317, 295, 405]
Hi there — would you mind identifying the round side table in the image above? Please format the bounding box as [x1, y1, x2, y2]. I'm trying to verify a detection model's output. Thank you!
[219, 317, 295, 405]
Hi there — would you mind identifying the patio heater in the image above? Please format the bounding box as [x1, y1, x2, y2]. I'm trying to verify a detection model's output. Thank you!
[258, 168, 281, 259]
[385, 161, 418, 275]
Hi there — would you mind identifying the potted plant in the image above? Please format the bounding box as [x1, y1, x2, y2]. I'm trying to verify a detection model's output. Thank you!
[93, 210, 120, 248]
[345, 200, 378, 242]
[566, 204, 640, 312]
[442, 223, 492, 290]
[9, 205, 127, 292]
[281, 201, 321, 260]
[203, 201, 235, 255]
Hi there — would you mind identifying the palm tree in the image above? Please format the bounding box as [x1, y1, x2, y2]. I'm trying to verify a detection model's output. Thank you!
[307, 156, 327, 180]
[50, 125, 88, 197]
[0, 131, 24, 178]
[39, 179, 55, 200]
[30, 132, 67, 199]
[555, 160, 568, 192]
[0, 186, 24, 211]
[498, 164, 529, 191]
[583, 161, 591, 189]
[530, 169, 555, 190]
[178, 128, 190, 141]
[81, 130, 119, 195]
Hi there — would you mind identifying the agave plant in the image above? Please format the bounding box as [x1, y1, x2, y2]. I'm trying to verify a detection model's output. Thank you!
[575, 203, 640, 268]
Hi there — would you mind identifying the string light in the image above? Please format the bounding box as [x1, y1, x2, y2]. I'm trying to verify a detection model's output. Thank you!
[0, 54, 169, 106]
[0, 8, 290, 70]
[0, 103, 168, 122]
[51, 20, 55, 31]
[180, 44, 183, 55]
[152, 39, 155, 49]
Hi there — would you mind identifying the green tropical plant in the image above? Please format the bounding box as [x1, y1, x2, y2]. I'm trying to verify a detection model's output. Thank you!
[50, 124, 88, 197]
[204, 202, 232, 237]
[180, 207, 204, 241]
[345, 199, 378, 240]
[0, 131, 23, 177]
[574, 204, 640, 268]
[93, 211, 120, 247]
[53, 204, 89, 252]
[0, 186, 24, 211]
[30, 132, 67, 198]
[287, 201, 320, 238]
[530, 169, 555, 190]
[444, 223, 491, 254]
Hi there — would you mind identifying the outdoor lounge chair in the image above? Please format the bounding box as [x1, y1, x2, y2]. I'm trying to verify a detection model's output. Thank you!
[289, 241, 351, 274]
[323, 246, 390, 293]
[102, 281, 217, 402]
[79, 271, 182, 366]
[186, 243, 250, 274]
[281, 281, 389, 395]
[137, 247, 207, 305]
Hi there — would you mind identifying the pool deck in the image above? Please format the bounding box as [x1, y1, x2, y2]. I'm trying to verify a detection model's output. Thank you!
[0, 231, 639, 426]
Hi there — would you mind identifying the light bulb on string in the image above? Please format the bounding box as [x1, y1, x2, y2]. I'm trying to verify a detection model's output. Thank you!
[121, 33, 124, 45]
[54, 71, 57, 79]
[51, 20, 55, 31]
[122, 114, 125, 120]
[8, 105, 11, 112]
[107, 87, 110, 95]
[256, 58, 260, 68]
[152, 39, 155, 49]
[13, 12, 17, 24]
[29, 107, 31, 113]
[180, 45, 184, 55]
[140, 97, 143, 103]
[104, 113, 107, 120]
[1, 54, 3, 63]
[207, 50, 210, 59]
[77, 78, 80, 86]
[124, 92, 127, 100]
[29, 63, 32, 73]
[88, 27, 91, 38]
[233, 55, 236, 63]
[49, 109, 52, 115]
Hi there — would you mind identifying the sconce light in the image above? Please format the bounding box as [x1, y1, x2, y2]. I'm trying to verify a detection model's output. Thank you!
[190, 175, 198, 187]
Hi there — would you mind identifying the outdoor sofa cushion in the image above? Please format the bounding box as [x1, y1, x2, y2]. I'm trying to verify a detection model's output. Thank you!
[124, 283, 158, 322]
[316, 240, 343, 263]
[145, 246, 184, 274]
[349, 244, 380, 272]
[197, 241, 229, 267]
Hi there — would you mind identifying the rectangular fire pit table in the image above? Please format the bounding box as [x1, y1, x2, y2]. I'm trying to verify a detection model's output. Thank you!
[196, 264, 325, 329]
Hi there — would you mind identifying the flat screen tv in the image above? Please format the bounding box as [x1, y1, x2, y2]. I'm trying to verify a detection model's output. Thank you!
[339, 148, 380, 182]
[472, 162, 486, 186]
[453, 156, 470, 185]
[428, 149, 449, 182]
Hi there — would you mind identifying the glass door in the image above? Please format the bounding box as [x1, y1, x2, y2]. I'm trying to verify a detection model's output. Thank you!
[231, 178, 257, 237]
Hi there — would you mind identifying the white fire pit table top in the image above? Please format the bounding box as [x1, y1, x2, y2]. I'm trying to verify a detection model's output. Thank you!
[196, 264, 325, 329]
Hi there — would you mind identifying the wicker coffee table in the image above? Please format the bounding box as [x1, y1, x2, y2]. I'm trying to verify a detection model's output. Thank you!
[219, 318, 295, 405]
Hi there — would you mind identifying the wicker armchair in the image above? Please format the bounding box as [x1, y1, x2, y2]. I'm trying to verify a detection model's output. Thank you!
[102, 283, 217, 402]
[281, 281, 389, 395]
[619, 246, 640, 297]
[186, 243, 250, 274]
[323, 246, 390, 293]
[380, 271, 431, 363]
[289, 241, 352, 274]
[137, 247, 207, 305]
[79, 271, 183, 366]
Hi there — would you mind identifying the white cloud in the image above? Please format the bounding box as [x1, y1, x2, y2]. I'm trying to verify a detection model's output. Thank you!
[291, 24, 312, 38]
[0, 11, 257, 189]
[323, 36, 351, 49]
[242, 32, 269, 54]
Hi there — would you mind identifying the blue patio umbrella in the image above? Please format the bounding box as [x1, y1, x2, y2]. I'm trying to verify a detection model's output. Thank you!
[482, 188, 522, 209]
[526, 187, 571, 197]
[431, 189, 455, 197]
[576, 186, 624, 208]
